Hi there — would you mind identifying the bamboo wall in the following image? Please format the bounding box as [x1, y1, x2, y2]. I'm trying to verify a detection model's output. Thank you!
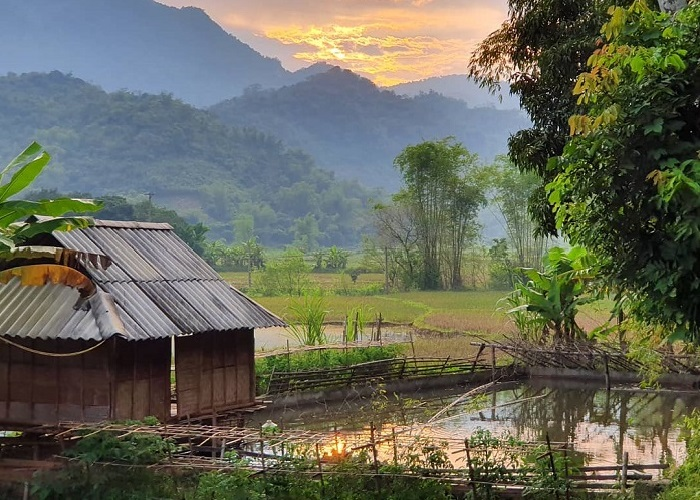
[113, 338, 171, 422]
[0, 337, 172, 427]
[175, 330, 255, 418]
[0, 338, 112, 426]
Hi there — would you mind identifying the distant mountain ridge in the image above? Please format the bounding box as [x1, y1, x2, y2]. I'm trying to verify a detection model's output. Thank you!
[0, 0, 292, 107]
[387, 75, 521, 110]
[1, 0, 521, 113]
[211, 67, 530, 190]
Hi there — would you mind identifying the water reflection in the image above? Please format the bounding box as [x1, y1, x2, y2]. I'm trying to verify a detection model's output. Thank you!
[250, 380, 700, 469]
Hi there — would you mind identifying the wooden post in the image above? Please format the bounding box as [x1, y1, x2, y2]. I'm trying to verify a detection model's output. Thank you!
[377, 313, 383, 345]
[491, 346, 496, 381]
[315, 443, 325, 496]
[410, 330, 418, 371]
[260, 437, 266, 475]
[563, 444, 571, 500]
[392, 427, 398, 465]
[604, 354, 611, 391]
[546, 433, 560, 500]
[621, 451, 629, 493]
[259, 425, 266, 476]
[286, 340, 291, 373]
[465, 438, 479, 500]
[471, 343, 485, 373]
[370, 421, 381, 494]
[384, 246, 389, 293]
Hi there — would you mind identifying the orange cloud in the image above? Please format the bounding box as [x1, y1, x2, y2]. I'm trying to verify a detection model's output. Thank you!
[267, 22, 477, 86]
[159, 0, 508, 84]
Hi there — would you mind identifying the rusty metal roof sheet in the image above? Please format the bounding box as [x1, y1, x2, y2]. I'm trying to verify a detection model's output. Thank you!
[47, 219, 285, 340]
[0, 277, 126, 341]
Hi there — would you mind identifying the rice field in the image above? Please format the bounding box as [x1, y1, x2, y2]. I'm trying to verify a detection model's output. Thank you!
[221, 271, 612, 338]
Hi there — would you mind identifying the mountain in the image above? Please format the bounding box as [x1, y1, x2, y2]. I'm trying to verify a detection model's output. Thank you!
[0, 0, 291, 107]
[211, 67, 530, 190]
[0, 72, 373, 247]
[387, 75, 521, 110]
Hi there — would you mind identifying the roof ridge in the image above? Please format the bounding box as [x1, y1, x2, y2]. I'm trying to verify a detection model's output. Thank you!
[92, 220, 173, 230]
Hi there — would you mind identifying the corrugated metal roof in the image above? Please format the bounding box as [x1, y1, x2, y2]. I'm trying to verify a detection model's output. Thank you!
[0, 277, 125, 341]
[47, 219, 285, 340]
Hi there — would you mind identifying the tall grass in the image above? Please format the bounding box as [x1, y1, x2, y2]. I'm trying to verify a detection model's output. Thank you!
[344, 304, 374, 342]
[286, 295, 327, 346]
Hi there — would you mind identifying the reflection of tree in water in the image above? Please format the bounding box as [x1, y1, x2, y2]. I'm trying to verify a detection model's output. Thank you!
[498, 385, 700, 465]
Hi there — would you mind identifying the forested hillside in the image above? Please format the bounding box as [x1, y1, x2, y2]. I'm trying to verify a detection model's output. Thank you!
[0, 72, 373, 246]
[210, 67, 530, 190]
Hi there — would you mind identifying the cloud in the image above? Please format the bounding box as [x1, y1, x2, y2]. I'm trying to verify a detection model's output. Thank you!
[158, 0, 508, 83]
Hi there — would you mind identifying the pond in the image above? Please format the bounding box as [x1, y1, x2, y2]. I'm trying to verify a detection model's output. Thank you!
[248, 379, 700, 472]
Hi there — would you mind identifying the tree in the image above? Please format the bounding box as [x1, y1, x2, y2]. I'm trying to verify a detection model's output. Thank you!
[371, 202, 421, 290]
[324, 246, 349, 270]
[550, 0, 700, 338]
[488, 156, 548, 271]
[0, 142, 100, 254]
[468, 0, 634, 235]
[393, 138, 486, 290]
[252, 248, 311, 296]
[291, 214, 321, 252]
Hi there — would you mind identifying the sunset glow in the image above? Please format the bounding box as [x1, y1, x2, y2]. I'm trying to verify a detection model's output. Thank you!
[158, 0, 509, 85]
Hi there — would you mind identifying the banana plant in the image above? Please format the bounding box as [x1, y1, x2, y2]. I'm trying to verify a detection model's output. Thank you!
[507, 246, 598, 342]
[0, 142, 102, 254]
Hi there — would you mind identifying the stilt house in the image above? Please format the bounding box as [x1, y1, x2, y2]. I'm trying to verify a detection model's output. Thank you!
[0, 220, 284, 427]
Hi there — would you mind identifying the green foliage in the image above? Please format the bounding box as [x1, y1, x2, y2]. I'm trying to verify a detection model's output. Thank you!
[551, 1, 700, 339]
[487, 156, 548, 271]
[255, 345, 405, 394]
[391, 138, 486, 290]
[505, 246, 599, 342]
[344, 304, 374, 342]
[31, 430, 182, 500]
[0, 143, 101, 252]
[29, 189, 209, 256]
[64, 430, 178, 465]
[325, 245, 349, 270]
[521, 445, 580, 499]
[0, 72, 372, 247]
[251, 248, 312, 296]
[286, 295, 328, 346]
[488, 238, 515, 290]
[192, 470, 264, 500]
[660, 411, 700, 498]
[469, 0, 633, 235]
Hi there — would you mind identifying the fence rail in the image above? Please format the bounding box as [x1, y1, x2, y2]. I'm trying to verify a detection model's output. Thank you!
[262, 355, 503, 395]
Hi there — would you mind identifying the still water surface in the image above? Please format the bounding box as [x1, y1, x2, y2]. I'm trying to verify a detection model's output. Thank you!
[250, 380, 700, 469]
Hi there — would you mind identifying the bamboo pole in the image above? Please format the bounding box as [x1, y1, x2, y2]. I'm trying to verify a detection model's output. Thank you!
[546, 433, 560, 500]
[315, 443, 325, 496]
[464, 438, 479, 500]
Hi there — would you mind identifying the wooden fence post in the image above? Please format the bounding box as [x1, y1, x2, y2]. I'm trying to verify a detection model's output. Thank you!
[370, 421, 381, 494]
[491, 346, 496, 381]
[315, 443, 325, 496]
[286, 340, 291, 372]
[621, 451, 629, 493]
[465, 438, 479, 500]
[546, 433, 560, 500]
[471, 343, 485, 373]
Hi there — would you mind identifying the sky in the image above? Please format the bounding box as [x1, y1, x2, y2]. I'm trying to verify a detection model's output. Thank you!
[158, 0, 509, 86]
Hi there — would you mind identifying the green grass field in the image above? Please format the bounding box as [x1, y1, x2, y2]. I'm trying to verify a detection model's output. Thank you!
[221, 271, 612, 341]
